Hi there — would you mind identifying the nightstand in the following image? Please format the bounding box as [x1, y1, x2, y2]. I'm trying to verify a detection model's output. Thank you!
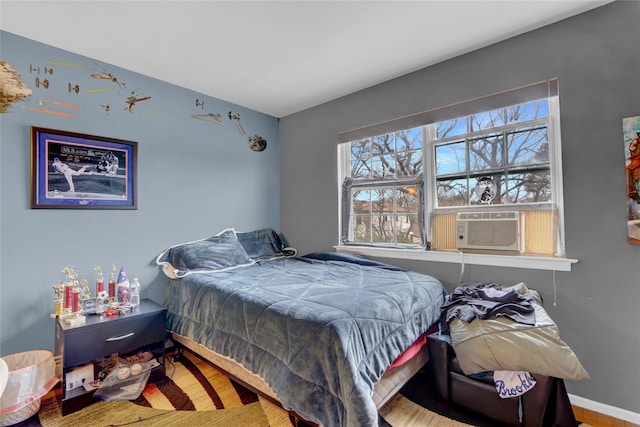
[54, 299, 167, 415]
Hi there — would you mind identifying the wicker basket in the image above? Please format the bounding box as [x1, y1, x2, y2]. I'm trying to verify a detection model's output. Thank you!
[0, 399, 41, 426]
[0, 350, 57, 427]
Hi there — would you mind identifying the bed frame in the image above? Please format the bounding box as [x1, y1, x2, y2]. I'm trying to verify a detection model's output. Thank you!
[169, 332, 430, 426]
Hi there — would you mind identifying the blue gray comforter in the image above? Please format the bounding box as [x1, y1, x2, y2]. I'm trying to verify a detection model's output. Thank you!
[164, 253, 445, 427]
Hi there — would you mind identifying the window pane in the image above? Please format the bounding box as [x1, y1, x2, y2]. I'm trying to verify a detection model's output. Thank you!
[371, 155, 395, 178]
[372, 212, 395, 243]
[507, 126, 549, 166]
[469, 108, 505, 131]
[436, 178, 468, 206]
[352, 189, 371, 216]
[372, 133, 394, 154]
[508, 100, 548, 123]
[469, 134, 503, 172]
[396, 127, 422, 152]
[351, 138, 369, 160]
[351, 158, 370, 179]
[397, 186, 419, 213]
[397, 214, 420, 244]
[352, 215, 371, 243]
[348, 184, 421, 246]
[396, 149, 423, 177]
[507, 171, 551, 203]
[436, 141, 466, 175]
[470, 175, 504, 205]
[372, 188, 394, 213]
[350, 138, 370, 178]
[436, 118, 466, 139]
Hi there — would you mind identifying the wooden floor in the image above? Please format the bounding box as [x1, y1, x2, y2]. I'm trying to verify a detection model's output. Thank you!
[572, 405, 639, 427]
[397, 367, 639, 427]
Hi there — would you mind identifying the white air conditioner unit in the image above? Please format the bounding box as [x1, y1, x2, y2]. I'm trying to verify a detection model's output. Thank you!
[456, 211, 521, 252]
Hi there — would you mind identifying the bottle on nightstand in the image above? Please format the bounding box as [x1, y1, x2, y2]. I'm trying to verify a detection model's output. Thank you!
[130, 278, 140, 308]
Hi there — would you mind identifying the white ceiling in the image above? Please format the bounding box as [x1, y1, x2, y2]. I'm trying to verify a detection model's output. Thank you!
[1, 1, 613, 118]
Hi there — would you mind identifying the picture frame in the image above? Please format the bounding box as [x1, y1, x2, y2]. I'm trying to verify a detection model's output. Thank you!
[623, 115, 640, 244]
[31, 127, 137, 209]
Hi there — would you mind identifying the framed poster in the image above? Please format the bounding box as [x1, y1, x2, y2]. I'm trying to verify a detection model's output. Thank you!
[623, 115, 640, 244]
[31, 127, 137, 209]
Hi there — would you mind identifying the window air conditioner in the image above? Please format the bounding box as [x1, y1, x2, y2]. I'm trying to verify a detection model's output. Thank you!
[456, 211, 521, 252]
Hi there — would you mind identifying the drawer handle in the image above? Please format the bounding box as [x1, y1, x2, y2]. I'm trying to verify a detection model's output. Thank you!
[106, 332, 134, 342]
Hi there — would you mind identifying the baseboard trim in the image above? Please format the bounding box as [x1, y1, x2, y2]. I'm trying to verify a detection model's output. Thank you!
[569, 394, 640, 424]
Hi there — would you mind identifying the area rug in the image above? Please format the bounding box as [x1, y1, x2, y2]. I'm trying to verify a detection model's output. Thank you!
[17, 352, 590, 427]
[29, 351, 294, 427]
[24, 350, 587, 427]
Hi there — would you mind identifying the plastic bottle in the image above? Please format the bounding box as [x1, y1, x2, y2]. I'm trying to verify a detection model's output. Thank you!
[130, 278, 141, 308]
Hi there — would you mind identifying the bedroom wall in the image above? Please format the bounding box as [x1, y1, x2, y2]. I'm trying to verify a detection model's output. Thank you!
[279, 0, 639, 418]
[0, 32, 280, 355]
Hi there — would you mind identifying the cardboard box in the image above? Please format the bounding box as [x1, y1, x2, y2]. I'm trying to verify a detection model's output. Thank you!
[66, 363, 94, 391]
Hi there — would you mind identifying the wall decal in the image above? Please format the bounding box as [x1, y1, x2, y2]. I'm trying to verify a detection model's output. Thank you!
[34, 76, 50, 89]
[30, 64, 53, 90]
[85, 87, 116, 94]
[21, 105, 73, 118]
[623, 115, 640, 244]
[22, 99, 81, 118]
[228, 111, 246, 135]
[247, 135, 267, 152]
[90, 70, 126, 89]
[48, 61, 84, 67]
[20, 99, 81, 118]
[38, 99, 80, 110]
[124, 91, 151, 112]
[4, 50, 261, 138]
[0, 60, 32, 113]
[29, 65, 54, 75]
[192, 112, 223, 125]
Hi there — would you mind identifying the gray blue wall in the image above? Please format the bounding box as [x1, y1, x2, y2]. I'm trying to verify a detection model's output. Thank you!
[280, 1, 639, 416]
[0, 32, 279, 355]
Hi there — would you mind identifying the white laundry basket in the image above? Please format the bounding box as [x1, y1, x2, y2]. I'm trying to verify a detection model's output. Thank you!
[0, 351, 58, 426]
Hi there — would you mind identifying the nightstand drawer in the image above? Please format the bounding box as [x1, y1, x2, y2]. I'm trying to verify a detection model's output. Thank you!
[63, 311, 166, 367]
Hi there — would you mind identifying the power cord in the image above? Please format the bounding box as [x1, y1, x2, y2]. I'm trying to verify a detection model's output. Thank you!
[109, 411, 174, 426]
[552, 269, 557, 306]
[164, 349, 177, 380]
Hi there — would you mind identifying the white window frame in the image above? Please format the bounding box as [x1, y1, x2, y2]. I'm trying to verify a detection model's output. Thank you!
[336, 79, 578, 272]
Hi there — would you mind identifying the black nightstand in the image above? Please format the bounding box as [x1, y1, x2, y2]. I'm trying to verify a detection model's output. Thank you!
[54, 299, 167, 415]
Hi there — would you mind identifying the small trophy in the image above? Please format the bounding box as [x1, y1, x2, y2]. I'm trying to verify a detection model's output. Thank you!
[95, 265, 105, 294]
[108, 264, 117, 303]
[52, 281, 64, 317]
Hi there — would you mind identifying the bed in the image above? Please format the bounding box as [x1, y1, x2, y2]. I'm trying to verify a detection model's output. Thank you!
[157, 228, 446, 427]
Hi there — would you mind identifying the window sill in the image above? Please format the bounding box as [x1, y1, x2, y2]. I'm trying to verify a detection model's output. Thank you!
[334, 245, 578, 272]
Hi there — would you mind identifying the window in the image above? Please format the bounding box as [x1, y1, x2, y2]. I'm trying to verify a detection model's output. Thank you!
[341, 129, 425, 247]
[339, 79, 566, 258]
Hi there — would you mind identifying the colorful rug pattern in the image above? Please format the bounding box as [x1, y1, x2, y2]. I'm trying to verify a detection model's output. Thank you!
[25, 350, 589, 427]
